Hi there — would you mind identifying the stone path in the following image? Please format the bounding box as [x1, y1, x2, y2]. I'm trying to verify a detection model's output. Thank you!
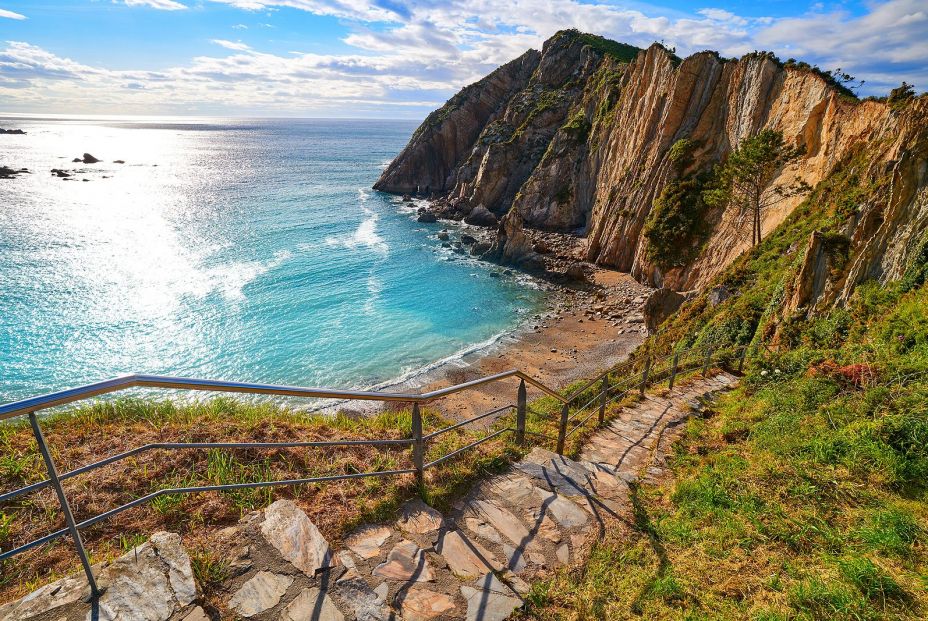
[1, 373, 737, 621]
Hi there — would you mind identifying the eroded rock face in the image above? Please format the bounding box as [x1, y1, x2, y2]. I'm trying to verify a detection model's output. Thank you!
[377, 29, 928, 303]
[374, 49, 540, 195]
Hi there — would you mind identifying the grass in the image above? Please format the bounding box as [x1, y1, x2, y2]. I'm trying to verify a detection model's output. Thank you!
[522, 285, 928, 619]
[0, 397, 509, 601]
[516, 114, 928, 620]
[0, 359, 666, 605]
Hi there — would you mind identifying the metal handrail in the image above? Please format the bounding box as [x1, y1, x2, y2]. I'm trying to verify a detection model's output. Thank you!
[0, 340, 757, 600]
[0, 370, 567, 422]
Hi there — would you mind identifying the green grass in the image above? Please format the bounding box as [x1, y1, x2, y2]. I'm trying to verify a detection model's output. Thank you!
[520, 116, 928, 620]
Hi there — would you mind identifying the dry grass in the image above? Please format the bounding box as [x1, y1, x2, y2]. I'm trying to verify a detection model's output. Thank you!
[0, 396, 522, 602]
[0, 363, 699, 604]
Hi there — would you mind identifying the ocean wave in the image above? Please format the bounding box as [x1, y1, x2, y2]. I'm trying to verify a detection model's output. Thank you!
[368, 327, 523, 393]
[363, 274, 382, 314]
[324, 191, 389, 254]
[205, 249, 292, 301]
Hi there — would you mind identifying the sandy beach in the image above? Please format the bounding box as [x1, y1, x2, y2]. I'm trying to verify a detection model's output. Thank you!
[366, 268, 653, 422]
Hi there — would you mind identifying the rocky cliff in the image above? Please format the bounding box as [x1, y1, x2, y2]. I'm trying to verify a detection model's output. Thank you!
[377, 29, 928, 308]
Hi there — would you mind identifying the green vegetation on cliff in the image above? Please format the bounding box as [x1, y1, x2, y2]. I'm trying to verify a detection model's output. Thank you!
[523, 146, 928, 619]
[643, 138, 711, 268]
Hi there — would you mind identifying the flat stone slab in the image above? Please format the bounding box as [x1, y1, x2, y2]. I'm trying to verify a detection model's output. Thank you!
[473, 572, 527, 597]
[398, 587, 456, 621]
[345, 525, 392, 559]
[281, 587, 345, 621]
[228, 571, 293, 617]
[181, 607, 210, 621]
[261, 499, 334, 575]
[464, 517, 503, 543]
[471, 499, 531, 548]
[396, 498, 444, 534]
[532, 510, 563, 543]
[513, 461, 591, 498]
[2, 531, 196, 621]
[335, 576, 389, 621]
[488, 474, 540, 508]
[436, 530, 500, 579]
[372, 540, 435, 582]
[461, 585, 522, 621]
[535, 488, 589, 527]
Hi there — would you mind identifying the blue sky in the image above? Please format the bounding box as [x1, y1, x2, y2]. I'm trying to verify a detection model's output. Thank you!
[0, 1, 924, 118]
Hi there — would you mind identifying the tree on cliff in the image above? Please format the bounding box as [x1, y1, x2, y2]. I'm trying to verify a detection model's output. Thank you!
[706, 129, 810, 246]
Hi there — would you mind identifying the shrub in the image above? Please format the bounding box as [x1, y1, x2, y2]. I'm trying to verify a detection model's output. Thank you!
[644, 173, 710, 267]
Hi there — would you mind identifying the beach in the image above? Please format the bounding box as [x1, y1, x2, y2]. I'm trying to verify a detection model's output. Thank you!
[368, 269, 652, 422]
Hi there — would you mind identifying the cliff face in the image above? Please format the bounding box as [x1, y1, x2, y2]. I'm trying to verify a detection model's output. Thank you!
[377, 30, 928, 306]
[374, 49, 541, 195]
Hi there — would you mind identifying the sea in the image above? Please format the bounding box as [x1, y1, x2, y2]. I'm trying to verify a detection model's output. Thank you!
[0, 117, 545, 404]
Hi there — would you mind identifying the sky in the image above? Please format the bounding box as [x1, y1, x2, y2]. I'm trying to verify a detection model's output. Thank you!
[0, 1, 925, 118]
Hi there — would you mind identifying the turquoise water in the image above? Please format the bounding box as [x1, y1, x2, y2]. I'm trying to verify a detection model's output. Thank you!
[0, 118, 544, 403]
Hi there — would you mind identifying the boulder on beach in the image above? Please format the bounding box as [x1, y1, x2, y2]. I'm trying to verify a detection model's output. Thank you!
[436, 231, 450, 241]
[50, 168, 71, 178]
[564, 262, 588, 282]
[643, 288, 686, 333]
[0, 128, 26, 135]
[460, 234, 477, 245]
[82, 153, 101, 164]
[464, 204, 498, 227]
[417, 211, 438, 223]
[113, 159, 125, 164]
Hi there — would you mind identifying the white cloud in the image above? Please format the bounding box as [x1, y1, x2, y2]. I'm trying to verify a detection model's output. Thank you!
[755, 0, 928, 92]
[211, 39, 252, 51]
[232, 23, 249, 29]
[0, 0, 924, 116]
[697, 8, 748, 27]
[206, 0, 402, 22]
[0, 8, 27, 20]
[122, 0, 188, 10]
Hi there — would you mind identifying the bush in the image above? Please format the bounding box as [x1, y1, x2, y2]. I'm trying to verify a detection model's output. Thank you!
[644, 173, 710, 267]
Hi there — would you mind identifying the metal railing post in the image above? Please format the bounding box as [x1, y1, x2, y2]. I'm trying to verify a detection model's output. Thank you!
[598, 375, 609, 424]
[411, 403, 424, 489]
[703, 347, 714, 376]
[668, 352, 680, 390]
[556, 402, 569, 455]
[28, 412, 102, 600]
[516, 379, 526, 445]
[639, 357, 651, 397]
[737, 344, 748, 373]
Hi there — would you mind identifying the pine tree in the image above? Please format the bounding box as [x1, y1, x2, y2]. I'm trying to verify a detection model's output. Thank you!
[705, 129, 810, 246]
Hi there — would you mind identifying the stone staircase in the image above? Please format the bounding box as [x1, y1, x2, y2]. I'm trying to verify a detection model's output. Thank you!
[2, 372, 738, 621]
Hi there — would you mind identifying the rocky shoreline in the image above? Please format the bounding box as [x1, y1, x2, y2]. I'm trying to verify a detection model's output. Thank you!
[412, 193, 596, 285]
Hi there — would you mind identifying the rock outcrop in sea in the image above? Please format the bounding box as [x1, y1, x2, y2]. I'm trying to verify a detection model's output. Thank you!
[376, 29, 928, 313]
